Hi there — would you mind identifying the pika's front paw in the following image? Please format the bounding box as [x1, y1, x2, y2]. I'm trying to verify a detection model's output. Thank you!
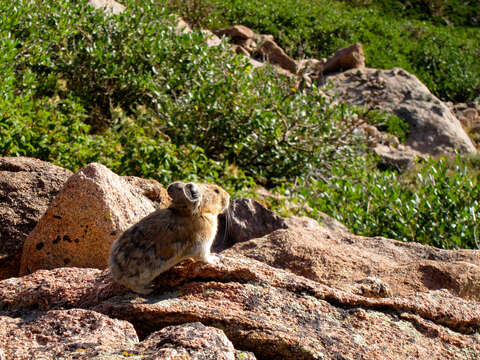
[203, 253, 218, 265]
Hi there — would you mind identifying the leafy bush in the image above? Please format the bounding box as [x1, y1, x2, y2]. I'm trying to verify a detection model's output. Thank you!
[0, 94, 234, 186]
[345, 0, 480, 27]
[1, 0, 478, 250]
[0, 0, 251, 187]
[0, 0, 364, 185]
[291, 156, 479, 249]
[164, 0, 480, 103]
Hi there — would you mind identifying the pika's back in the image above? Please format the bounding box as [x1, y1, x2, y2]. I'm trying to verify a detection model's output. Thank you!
[109, 181, 230, 294]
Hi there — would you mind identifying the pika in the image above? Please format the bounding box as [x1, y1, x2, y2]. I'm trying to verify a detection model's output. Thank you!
[109, 181, 230, 294]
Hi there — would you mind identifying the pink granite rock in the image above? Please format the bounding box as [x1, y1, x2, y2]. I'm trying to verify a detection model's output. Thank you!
[20, 163, 169, 275]
[0, 157, 72, 280]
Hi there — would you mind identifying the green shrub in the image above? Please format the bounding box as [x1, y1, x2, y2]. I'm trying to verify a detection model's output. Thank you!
[292, 156, 480, 249]
[1, 0, 478, 250]
[165, 0, 480, 103]
[345, 0, 480, 27]
[0, 94, 233, 186]
[0, 0, 364, 185]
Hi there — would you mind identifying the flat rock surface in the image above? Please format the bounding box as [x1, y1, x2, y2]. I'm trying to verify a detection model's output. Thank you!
[225, 227, 480, 301]
[0, 157, 72, 279]
[326, 68, 477, 155]
[2, 246, 479, 359]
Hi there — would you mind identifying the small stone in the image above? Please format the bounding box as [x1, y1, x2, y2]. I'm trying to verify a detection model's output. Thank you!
[214, 25, 255, 40]
[321, 42, 365, 74]
[88, 0, 125, 15]
[255, 39, 297, 74]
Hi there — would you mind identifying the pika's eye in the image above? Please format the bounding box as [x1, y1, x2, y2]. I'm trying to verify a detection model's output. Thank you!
[214, 189, 220, 194]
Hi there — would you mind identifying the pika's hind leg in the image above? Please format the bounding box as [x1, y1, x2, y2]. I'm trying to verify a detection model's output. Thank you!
[119, 275, 154, 295]
[130, 284, 154, 295]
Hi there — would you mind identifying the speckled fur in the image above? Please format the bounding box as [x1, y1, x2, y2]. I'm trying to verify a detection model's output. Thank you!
[109, 182, 230, 294]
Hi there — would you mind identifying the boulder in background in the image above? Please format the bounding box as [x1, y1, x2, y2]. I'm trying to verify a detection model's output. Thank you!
[0, 157, 72, 280]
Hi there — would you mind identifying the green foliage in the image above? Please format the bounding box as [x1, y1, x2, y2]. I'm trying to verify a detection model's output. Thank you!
[164, 0, 480, 103]
[161, 61, 365, 184]
[292, 156, 479, 249]
[344, 0, 480, 27]
[355, 108, 410, 143]
[0, 0, 362, 185]
[1, 0, 478, 250]
[0, 0, 257, 188]
[0, 94, 232, 186]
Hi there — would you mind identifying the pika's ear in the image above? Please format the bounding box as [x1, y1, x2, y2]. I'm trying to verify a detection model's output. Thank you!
[183, 182, 201, 203]
[167, 182, 200, 204]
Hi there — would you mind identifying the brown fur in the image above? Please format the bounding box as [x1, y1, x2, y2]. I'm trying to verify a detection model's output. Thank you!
[109, 182, 230, 294]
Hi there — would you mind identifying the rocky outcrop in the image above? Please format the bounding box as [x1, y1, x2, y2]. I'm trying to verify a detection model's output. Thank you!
[2, 248, 479, 359]
[20, 163, 169, 275]
[326, 68, 477, 155]
[214, 25, 298, 75]
[2, 162, 480, 359]
[255, 39, 298, 74]
[214, 25, 256, 41]
[0, 157, 72, 280]
[224, 224, 480, 301]
[214, 24, 366, 79]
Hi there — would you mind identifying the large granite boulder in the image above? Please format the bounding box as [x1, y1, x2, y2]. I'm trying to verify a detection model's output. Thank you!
[0, 157, 72, 280]
[325, 67, 477, 155]
[20, 163, 169, 275]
